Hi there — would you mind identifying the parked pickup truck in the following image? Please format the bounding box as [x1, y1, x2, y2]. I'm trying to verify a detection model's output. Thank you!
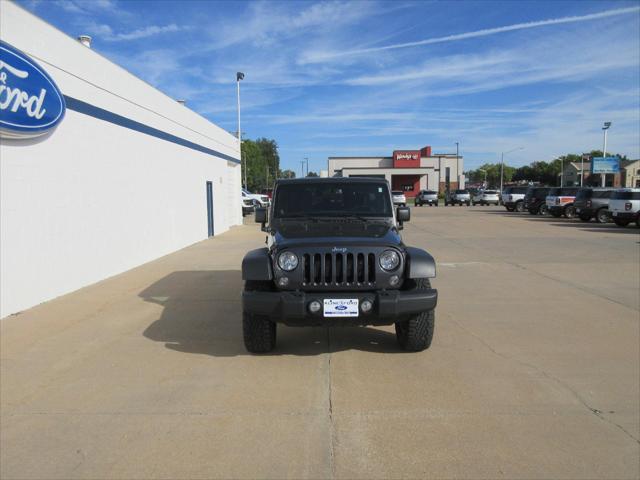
[445, 189, 471, 206]
[415, 190, 439, 206]
[502, 186, 528, 212]
[546, 187, 579, 218]
[574, 188, 614, 223]
[241, 177, 438, 353]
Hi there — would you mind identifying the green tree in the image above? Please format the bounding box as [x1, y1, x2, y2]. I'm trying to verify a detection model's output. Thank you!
[280, 169, 296, 179]
[306, 171, 319, 177]
[241, 138, 281, 191]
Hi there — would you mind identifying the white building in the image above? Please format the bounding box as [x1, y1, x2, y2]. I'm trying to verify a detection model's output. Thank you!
[0, 2, 242, 318]
[328, 146, 464, 198]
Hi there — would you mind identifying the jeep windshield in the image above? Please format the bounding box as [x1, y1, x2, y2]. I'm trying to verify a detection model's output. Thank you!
[273, 182, 393, 218]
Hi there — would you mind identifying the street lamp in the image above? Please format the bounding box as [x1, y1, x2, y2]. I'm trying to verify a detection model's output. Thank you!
[601, 122, 612, 187]
[500, 147, 523, 199]
[478, 169, 487, 185]
[455, 142, 460, 188]
[236, 72, 245, 188]
[304, 157, 309, 177]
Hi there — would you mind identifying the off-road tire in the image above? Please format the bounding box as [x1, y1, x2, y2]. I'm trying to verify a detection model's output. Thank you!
[395, 278, 435, 352]
[564, 205, 576, 218]
[596, 209, 609, 224]
[515, 201, 524, 212]
[243, 281, 276, 353]
[614, 218, 630, 227]
[539, 204, 549, 215]
[579, 213, 591, 222]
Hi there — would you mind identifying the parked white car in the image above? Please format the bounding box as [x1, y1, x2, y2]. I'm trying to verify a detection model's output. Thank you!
[392, 190, 407, 206]
[472, 189, 500, 206]
[242, 189, 270, 207]
[609, 188, 640, 228]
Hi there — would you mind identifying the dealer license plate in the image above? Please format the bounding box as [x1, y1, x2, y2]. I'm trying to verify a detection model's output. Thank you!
[323, 299, 359, 317]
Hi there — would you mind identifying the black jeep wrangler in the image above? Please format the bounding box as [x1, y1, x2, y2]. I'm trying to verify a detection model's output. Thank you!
[241, 178, 438, 353]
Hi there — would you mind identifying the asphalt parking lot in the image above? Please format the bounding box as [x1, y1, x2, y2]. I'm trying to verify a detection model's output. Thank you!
[1, 206, 639, 479]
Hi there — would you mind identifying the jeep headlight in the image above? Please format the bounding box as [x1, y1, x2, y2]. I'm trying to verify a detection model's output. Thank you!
[379, 250, 400, 271]
[277, 251, 298, 271]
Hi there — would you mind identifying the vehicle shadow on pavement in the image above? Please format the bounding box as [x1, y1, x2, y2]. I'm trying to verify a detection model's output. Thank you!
[140, 270, 406, 357]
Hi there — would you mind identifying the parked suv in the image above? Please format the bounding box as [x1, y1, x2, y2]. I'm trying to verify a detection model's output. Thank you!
[242, 178, 438, 352]
[392, 190, 407, 206]
[243, 189, 270, 207]
[574, 188, 614, 223]
[445, 189, 471, 206]
[415, 190, 439, 206]
[524, 187, 551, 215]
[609, 188, 640, 228]
[502, 186, 528, 212]
[472, 189, 500, 206]
[546, 187, 579, 218]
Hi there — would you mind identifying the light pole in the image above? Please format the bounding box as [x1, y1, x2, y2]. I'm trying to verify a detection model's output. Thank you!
[602, 122, 611, 187]
[455, 142, 460, 188]
[236, 72, 245, 188]
[304, 157, 309, 177]
[478, 169, 487, 185]
[500, 147, 523, 198]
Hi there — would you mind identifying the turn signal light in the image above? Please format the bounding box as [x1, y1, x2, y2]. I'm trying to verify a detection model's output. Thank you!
[625, 202, 632, 211]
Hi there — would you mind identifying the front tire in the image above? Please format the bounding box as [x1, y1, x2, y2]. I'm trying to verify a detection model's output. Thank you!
[539, 204, 549, 215]
[515, 201, 524, 212]
[564, 205, 576, 218]
[395, 278, 435, 352]
[579, 213, 591, 222]
[243, 280, 277, 353]
[596, 209, 609, 224]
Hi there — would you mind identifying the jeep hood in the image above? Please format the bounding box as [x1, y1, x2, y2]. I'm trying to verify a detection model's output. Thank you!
[273, 221, 402, 248]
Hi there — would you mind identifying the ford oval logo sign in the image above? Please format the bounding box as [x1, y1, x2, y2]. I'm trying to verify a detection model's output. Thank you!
[0, 40, 65, 139]
[335, 305, 348, 311]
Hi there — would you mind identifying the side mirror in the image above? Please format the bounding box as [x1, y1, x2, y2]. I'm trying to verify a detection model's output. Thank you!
[397, 206, 410, 223]
[255, 207, 267, 228]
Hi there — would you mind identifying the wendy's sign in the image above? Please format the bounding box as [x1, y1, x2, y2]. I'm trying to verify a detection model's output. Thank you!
[393, 150, 420, 168]
[0, 40, 65, 139]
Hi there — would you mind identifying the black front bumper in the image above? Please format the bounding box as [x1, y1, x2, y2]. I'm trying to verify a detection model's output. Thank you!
[612, 211, 637, 220]
[243, 288, 438, 326]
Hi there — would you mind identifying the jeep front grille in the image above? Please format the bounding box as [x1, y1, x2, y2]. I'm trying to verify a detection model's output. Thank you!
[302, 252, 376, 287]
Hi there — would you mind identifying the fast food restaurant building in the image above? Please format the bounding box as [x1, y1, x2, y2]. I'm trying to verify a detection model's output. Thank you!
[328, 146, 465, 198]
[0, 3, 242, 318]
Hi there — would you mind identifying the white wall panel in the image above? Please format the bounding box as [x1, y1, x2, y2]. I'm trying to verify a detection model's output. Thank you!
[0, 2, 242, 317]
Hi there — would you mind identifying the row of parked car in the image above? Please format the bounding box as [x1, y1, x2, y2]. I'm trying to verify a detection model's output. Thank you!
[502, 186, 640, 227]
[410, 189, 501, 207]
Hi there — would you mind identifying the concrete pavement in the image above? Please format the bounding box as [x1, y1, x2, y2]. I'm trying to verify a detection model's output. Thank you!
[1, 206, 639, 479]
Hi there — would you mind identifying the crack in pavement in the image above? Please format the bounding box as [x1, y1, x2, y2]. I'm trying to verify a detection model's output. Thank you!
[448, 314, 640, 445]
[325, 326, 335, 479]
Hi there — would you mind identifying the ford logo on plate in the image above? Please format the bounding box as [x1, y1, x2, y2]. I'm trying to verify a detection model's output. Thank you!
[335, 305, 348, 311]
[0, 40, 66, 139]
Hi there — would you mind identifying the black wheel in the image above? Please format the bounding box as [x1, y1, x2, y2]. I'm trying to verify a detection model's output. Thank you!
[395, 278, 435, 352]
[579, 213, 591, 222]
[435, 202, 439, 207]
[539, 204, 549, 215]
[515, 201, 524, 212]
[564, 205, 576, 219]
[596, 209, 609, 224]
[466, 201, 471, 206]
[243, 281, 276, 353]
[636, 214, 640, 228]
[614, 218, 630, 227]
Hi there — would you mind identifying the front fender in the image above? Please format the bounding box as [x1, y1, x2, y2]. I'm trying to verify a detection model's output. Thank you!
[405, 247, 436, 279]
[242, 248, 273, 281]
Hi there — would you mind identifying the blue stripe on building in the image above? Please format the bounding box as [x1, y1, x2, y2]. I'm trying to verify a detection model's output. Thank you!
[63, 96, 240, 164]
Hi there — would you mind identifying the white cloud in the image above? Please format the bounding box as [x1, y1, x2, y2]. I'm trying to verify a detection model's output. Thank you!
[82, 21, 188, 42]
[300, 5, 640, 64]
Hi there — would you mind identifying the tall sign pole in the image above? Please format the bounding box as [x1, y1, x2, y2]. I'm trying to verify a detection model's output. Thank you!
[602, 122, 611, 187]
[236, 72, 245, 189]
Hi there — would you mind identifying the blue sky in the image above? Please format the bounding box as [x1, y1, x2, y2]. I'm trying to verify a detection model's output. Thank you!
[19, 0, 640, 174]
